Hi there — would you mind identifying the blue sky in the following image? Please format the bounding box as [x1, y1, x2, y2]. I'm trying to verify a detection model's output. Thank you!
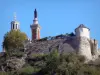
[0, 0, 100, 51]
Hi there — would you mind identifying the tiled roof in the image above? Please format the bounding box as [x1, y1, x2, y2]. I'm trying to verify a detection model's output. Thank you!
[78, 24, 88, 28]
[75, 24, 90, 31]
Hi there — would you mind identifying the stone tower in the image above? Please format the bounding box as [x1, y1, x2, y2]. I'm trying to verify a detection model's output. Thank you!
[30, 9, 41, 40]
[90, 39, 98, 55]
[75, 24, 92, 60]
[11, 14, 20, 30]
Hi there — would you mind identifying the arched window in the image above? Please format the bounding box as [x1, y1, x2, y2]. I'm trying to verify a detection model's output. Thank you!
[13, 24, 14, 29]
[16, 24, 17, 29]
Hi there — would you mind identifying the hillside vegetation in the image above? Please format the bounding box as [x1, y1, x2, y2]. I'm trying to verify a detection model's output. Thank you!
[0, 49, 100, 75]
[0, 30, 100, 75]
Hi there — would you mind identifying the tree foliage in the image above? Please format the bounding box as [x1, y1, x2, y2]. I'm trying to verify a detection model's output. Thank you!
[3, 30, 27, 51]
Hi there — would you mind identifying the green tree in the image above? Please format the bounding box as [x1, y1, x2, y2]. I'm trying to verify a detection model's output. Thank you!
[69, 32, 75, 36]
[3, 30, 27, 51]
[40, 49, 60, 75]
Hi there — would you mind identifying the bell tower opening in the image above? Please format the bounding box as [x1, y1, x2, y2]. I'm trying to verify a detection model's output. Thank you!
[11, 13, 20, 31]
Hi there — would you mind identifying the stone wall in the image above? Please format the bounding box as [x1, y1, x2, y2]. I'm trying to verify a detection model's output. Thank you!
[76, 37, 92, 60]
[24, 37, 76, 55]
[24, 36, 99, 60]
[90, 39, 98, 55]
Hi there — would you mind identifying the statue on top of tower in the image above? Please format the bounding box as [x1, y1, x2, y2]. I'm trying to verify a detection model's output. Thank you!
[34, 9, 37, 18]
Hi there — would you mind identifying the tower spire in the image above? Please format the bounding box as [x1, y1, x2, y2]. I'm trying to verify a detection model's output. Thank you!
[30, 9, 41, 40]
[33, 9, 38, 24]
[11, 12, 20, 30]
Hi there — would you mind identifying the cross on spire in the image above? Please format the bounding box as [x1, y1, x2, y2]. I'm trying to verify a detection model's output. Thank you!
[14, 12, 17, 21]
